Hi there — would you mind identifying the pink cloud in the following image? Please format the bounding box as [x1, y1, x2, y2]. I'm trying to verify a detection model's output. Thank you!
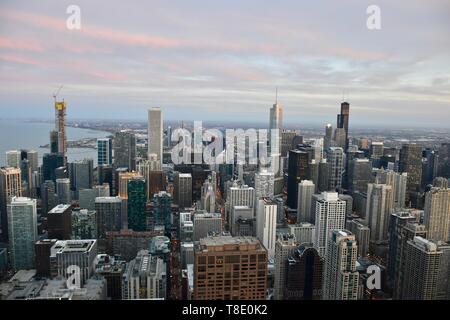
[0, 54, 41, 66]
[0, 36, 45, 52]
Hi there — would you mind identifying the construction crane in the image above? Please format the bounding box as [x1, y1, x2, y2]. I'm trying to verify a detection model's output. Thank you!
[52, 85, 64, 102]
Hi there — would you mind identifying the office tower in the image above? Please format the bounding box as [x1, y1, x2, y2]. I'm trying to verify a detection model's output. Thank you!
[200, 176, 216, 213]
[35, 239, 58, 277]
[256, 198, 277, 259]
[122, 250, 166, 300]
[422, 148, 439, 186]
[193, 235, 267, 300]
[42, 153, 65, 182]
[94, 254, 126, 300]
[289, 222, 315, 245]
[95, 196, 122, 238]
[50, 130, 59, 153]
[6, 150, 21, 168]
[322, 230, 359, 300]
[424, 187, 450, 241]
[366, 183, 393, 243]
[7, 197, 37, 270]
[313, 192, 346, 257]
[348, 158, 372, 193]
[97, 138, 113, 166]
[334, 128, 347, 149]
[438, 142, 450, 178]
[285, 245, 323, 300]
[338, 194, 353, 216]
[399, 143, 423, 203]
[56, 178, 71, 204]
[0, 167, 22, 241]
[226, 182, 255, 226]
[113, 130, 136, 171]
[137, 159, 163, 198]
[370, 141, 384, 159]
[152, 191, 172, 230]
[98, 165, 113, 191]
[40, 180, 57, 216]
[287, 149, 311, 209]
[173, 172, 192, 209]
[148, 108, 163, 165]
[387, 210, 419, 296]
[127, 177, 147, 232]
[47, 204, 72, 240]
[230, 206, 254, 236]
[50, 239, 98, 286]
[401, 237, 443, 300]
[54, 99, 67, 162]
[324, 124, 333, 150]
[21, 150, 38, 173]
[79, 184, 110, 211]
[269, 93, 283, 142]
[192, 212, 222, 241]
[281, 130, 298, 156]
[376, 169, 408, 209]
[254, 169, 274, 199]
[71, 208, 97, 240]
[326, 147, 345, 192]
[318, 159, 329, 192]
[346, 219, 370, 257]
[117, 171, 142, 200]
[297, 180, 315, 223]
[274, 234, 299, 300]
[69, 159, 94, 196]
[336, 101, 350, 151]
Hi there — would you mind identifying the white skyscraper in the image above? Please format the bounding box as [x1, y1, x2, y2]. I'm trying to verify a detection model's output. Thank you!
[297, 180, 315, 223]
[313, 192, 346, 257]
[322, 230, 359, 300]
[148, 108, 163, 165]
[366, 183, 393, 243]
[254, 169, 274, 199]
[256, 198, 277, 259]
[226, 182, 255, 225]
[326, 147, 345, 191]
[424, 187, 450, 242]
[5, 150, 21, 168]
[7, 197, 37, 270]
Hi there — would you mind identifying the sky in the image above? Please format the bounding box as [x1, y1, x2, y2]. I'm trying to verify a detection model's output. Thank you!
[0, 0, 449, 127]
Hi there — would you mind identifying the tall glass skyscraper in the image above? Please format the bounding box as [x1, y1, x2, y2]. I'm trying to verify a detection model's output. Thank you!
[98, 138, 113, 166]
[127, 177, 147, 232]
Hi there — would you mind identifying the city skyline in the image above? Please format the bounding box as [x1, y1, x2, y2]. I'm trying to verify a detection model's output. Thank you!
[0, 1, 449, 126]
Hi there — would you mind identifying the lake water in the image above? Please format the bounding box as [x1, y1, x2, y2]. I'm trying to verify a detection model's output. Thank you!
[0, 119, 110, 167]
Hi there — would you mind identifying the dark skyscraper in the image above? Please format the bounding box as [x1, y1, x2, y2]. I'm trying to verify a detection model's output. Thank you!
[113, 130, 136, 171]
[324, 124, 333, 150]
[284, 246, 323, 300]
[399, 143, 423, 205]
[438, 143, 450, 178]
[127, 177, 147, 232]
[336, 102, 350, 151]
[287, 149, 311, 209]
[42, 153, 65, 182]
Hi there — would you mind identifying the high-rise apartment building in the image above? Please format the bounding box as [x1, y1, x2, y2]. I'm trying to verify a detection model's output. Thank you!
[326, 147, 345, 192]
[148, 108, 163, 165]
[274, 234, 299, 300]
[313, 192, 346, 257]
[366, 183, 393, 243]
[322, 230, 359, 300]
[424, 187, 450, 241]
[0, 167, 22, 241]
[256, 198, 277, 259]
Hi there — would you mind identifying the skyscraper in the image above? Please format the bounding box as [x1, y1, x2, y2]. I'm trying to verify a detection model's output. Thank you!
[5, 150, 21, 168]
[254, 169, 275, 199]
[97, 138, 113, 166]
[152, 191, 173, 230]
[56, 178, 71, 204]
[54, 99, 67, 163]
[326, 147, 345, 192]
[285, 245, 323, 300]
[47, 204, 72, 240]
[366, 183, 393, 243]
[336, 101, 350, 151]
[324, 124, 333, 150]
[42, 152, 65, 182]
[192, 212, 222, 241]
[424, 187, 450, 242]
[256, 198, 277, 259]
[297, 180, 315, 223]
[193, 235, 267, 300]
[95, 196, 123, 239]
[0, 167, 22, 241]
[113, 130, 136, 171]
[287, 149, 311, 209]
[127, 177, 147, 232]
[69, 159, 94, 196]
[322, 230, 359, 300]
[399, 143, 423, 204]
[274, 233, 299, 300]
[346, 219, 370, 258]
[7, 197, 37, 270]
[173, 172, 192, 209]
[148, 108, 163, 165]
[313, 192, 346, 257]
